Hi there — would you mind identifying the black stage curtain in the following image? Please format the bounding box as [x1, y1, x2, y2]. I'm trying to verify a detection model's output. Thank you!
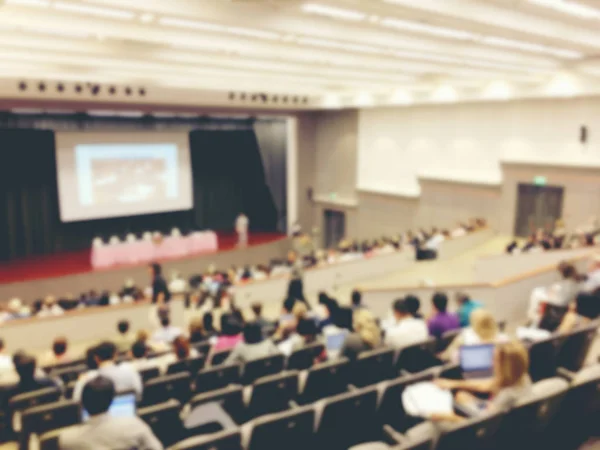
[0, 127, 278, 262]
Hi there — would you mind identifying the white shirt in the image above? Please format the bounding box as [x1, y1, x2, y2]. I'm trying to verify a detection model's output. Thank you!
[424, 234, 445, 251]
[169, 278, 187, 294]
[73, 363, 143, 402]
[37, 305, 64, 318]
[151, 326, 183, 345]
[583, 268, 600, 292]
[0, 354, 13, 373]
[236, 215, 249, 233]
[384, 317, 429, 349]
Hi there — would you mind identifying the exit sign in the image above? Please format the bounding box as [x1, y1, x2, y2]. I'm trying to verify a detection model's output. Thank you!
[533, 176, 547, 186]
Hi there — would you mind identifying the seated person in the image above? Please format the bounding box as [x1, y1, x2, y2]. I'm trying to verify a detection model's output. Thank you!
[557, 292, 599, 334]
[73, 342, 142, 402]
[59, 376, 162, 450]
[211, 314, 243, 352]
[350, 290, 364, 311]
[2, 353, 59, 411]
[384, 299, 428, 349]
[405, 295, 424, 319]
[441, 309, 509, 361]
[41, 336, 74, 367]
[125, 340, 160, 372]
[427, 292, 460, 339]
[188, 317, 209, 344]
[37, 295, 64, 318]
[151, 316, 183, 346]
[159, 336, 199, 373]
[455, 292, 483, 328]
[340, 309, 381, 361]
[251, 302, 274, 333]
[115, 320, 136, 353]
[223, 322, 279, 365]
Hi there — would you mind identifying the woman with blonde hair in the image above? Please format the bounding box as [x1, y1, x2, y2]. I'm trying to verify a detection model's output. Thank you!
[340, 309, 382, 360]
[442, 309, 508, 361]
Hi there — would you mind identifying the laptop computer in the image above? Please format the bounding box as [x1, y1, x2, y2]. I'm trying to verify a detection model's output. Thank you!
[459, 344, 495, 379]
[82, 392, 137, 422]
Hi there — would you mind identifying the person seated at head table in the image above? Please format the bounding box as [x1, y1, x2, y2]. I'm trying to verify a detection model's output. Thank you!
[5, 298, 30, 321]
[427, 292, 460, 340]
[223, 322, 280, 366]
[455, 292, 483, 328]
[339, 309, 382, 361]
[72, 341, 142, 402]
[383, 298, 428, 350]
[59, 376, 162, 450]
[36, 295, 64, 318]
[441, 309, 509, 362]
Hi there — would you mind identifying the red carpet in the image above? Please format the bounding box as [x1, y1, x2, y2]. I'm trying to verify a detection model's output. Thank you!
[0, 232, 286, 284]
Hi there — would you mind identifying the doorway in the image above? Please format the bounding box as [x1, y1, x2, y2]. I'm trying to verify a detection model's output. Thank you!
[323, 209, 346, 249]
[514, 184, 564, 237]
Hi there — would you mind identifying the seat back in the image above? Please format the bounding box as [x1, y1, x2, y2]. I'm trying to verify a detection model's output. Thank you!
[247, 406, 315, 450]
[287, 343, 325, 371]
[315, 387, 379, 450]
[395, 337, 439, 374]
[242, 354, 285, 385]
[435, 412, 504, 450]
[211, 350, 233, 366]
[9, 388, 61, 432]
[352, 347, 395, 387]
[139, 399, 183, 447]
[248, 371, 299, 419]
[188, 385, 245, 430]
[21, 400, 81, 449]
[49, 364, 88, 384]
[528, 334, 568, 382]
[438, 328, 461, 352]
[195, 364, 240, 394]
[140, 367, 161, 383]
[192, 342, 211, 356]
[167, 356, 207, 376]
[557, 323, 598, 372]
[141, 372, 191, 407]
[301, 358, 350, 404]
[171, 429, 242, 450]
[378, 371, 435, 433]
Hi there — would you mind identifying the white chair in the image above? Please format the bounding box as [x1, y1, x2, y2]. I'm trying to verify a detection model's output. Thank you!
[109, 235, 120, 245]
[171, 227, 182, 237]
[142, 232, 153, 242]
[92, 237, 103, 248]
[126, 233, 137, 243]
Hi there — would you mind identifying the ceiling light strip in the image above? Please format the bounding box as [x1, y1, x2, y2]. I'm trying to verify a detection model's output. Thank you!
[302, 3, 366, 21]
[53, 1, 135, 20]
[528, 0, 600, 19]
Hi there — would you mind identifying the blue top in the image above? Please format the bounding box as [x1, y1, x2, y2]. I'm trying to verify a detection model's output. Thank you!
[458, 300, 483, 327]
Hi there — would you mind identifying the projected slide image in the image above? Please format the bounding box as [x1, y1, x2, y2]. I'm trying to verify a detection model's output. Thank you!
[76, 143, 179, 207]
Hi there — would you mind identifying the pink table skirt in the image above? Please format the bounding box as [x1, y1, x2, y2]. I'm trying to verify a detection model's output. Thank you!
[91, 231, 218, 269]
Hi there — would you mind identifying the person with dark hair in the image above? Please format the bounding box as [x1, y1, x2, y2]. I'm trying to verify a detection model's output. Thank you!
[317, 297, 339, 333]
[223, 322, 279, 365]
[427, 292, 460, 339]
[158, 336, 199, 373]
[149, 262, 171, 304]
[3, 353, 57, 410]
[404, 295, 423, 319]
[251, 302, 274, 333]
[41, 336, 73, 367]
[202, 312, 217, 339]
[59, 376, 162, 450]
[124, 340, 158, 372]
[455, 292, 483, 327]
[350, 290, 364, 310]
[283, 277, 309, 313]
[384, 299, 428, 348]
[212, 314, 243, 352]
[115, 320, 135, 353]
[151, 316, 182, 346]
[73, 341, 142, 402]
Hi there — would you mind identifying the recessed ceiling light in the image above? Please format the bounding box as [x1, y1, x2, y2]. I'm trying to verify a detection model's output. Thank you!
[140, 13, 155, 23]
[381, 17, 475, 40]
[481, 36, 582, 59]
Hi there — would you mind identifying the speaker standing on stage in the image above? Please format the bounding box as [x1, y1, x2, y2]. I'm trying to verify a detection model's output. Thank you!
[149, 263, 171, 304]
[236, 212, 249, 247]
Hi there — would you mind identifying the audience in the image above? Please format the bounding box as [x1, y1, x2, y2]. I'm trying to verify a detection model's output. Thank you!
[427, 292, 460, 339]
[384, 298, 428, 349]
[211, 314, 243, 352]
[2, 353, 58, 410]
[159, 336, 198, 372]
[151, 316, 183, 346]
[73, 341, 143, 402]
[251, 301, 273, 333]
[455, 292, 483, 327]
[202, 312, 218, 339]
[41, 336, 73, 367]
[37, 295, 64, 318]
[125, 340, 159, 372]
[340, 309, 381, 360]
[350, 289, 364, 310]
[224, 322, 279, 365]
[188, 317, 208, 344]
[404, 295, 423, 319]
[59, 376, 162, 450]
[115, 320, 135, 353]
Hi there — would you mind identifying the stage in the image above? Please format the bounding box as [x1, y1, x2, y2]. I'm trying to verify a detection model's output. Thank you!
[0, 232, 288, 303]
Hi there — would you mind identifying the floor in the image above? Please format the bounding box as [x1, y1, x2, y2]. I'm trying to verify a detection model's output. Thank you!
[0, 232, 286, 284]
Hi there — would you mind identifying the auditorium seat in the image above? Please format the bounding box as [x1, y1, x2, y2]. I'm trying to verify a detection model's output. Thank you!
[139, 367, 161, 383]
[352, 347, 395, 387]
[186, 385, 245, 435]
[139, 399, 183, 447]
[438, 328, 461, 352]
[140, 372, 191, 407]
[171, 428, 242, 450]
[20, 400, 80, 450]
[377, 371, 435, 434]
[299, 358, 350, 405]
[167, 355, 207, 376]
[42, 359, 86, 373]
[195, 364, 240, 394]
[192, 341, 212, 356]
[49, 364, 88, 384]
[247, 371, 299, 419]
[435, 411, 504, 450]
[314, 387, 379, 450]
[9, 387, 62, 432]
[241, 353, 285, 385]
[287, 343, 324, 371]
[394, 338, 439, 374]
[211, 349, 233, 366]
[528, 334, 568, 382]
[246, 405, 315, 450]
[557, 322, 599, 372]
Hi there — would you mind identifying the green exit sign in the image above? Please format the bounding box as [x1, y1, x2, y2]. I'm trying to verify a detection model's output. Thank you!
[533, 176, 547, 186]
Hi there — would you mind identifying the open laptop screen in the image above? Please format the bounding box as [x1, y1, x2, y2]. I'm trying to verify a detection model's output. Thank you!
[460, 344, 495, 375]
